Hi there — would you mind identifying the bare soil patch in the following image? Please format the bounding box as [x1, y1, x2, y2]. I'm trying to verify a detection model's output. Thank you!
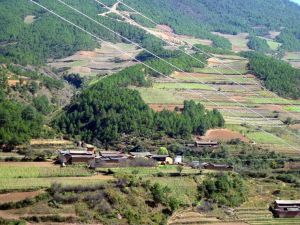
[290, 124, 300, 130]
[201, 129, 249, 142]
[24, 15, 36, 24]
[0, 190, 43, 203]
[149, 104, 183, 112]
[30, 139, 73, 146]
[156, 24, 174, 33]
[267, 31, 281, 39]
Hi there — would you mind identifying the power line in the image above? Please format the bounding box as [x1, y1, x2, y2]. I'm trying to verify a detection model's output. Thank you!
[57, 0, 300, 143]
[117, 0, 300, 115]
[28, 0, 300, 152]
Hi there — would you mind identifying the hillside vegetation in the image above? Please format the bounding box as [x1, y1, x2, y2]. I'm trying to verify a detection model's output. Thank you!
[54, 65, 224, 145]
[242, 52, 300, 99]
[121, 0, 300, 50]
[0, 0, 162, 65]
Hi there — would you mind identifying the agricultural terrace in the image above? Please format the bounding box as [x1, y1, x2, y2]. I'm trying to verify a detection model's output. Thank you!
[135, 54, 300, 155]
[49, 42, 141, 77]
[0, 162, 112, 191]
[212, 32, 250, 52]
[283, 52, 300, 69]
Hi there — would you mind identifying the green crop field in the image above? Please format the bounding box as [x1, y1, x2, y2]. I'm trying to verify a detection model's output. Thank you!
[247, 97, 300, 105]
[194, 67, 248, 75]
[0, 165, 92, 179]
[154, 82, 214, 90]
[0, 177, 109, 191]
[136, 87, 183, 104]
[0, 163, 112, 191]
[284, 106, 300, 112]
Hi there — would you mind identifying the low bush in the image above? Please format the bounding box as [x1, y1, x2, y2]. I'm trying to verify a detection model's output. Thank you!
[22, 215, 76, 223]
[0, 193, 49, 210]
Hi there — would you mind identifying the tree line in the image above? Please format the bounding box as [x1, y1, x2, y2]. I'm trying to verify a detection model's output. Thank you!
[54, 65, 224, 145]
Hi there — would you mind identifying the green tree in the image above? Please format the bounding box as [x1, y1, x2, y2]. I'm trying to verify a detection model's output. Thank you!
[158, 147, 168, 155]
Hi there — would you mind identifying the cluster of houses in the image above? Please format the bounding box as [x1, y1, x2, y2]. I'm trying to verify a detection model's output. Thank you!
[57, 142, 233, 171]
[57, 143, 183, 168]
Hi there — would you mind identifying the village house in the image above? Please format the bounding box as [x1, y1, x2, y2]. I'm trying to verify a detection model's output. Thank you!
[151, 155, 173, 165]
[271, 200, 300, 218]
[129, 151, 153, 158]
[58, 150, 95, 165]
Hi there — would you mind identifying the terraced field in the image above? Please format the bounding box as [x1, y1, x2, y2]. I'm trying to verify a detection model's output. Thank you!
[168, 179, 300, 225]
[136, 54, 300, 154]
[49, 42, 141, 77]
[0, 162, 113, 191]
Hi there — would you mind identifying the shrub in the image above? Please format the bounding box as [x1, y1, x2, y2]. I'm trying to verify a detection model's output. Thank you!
[276, 174, 297, 184]
[198, 173, 247, 207]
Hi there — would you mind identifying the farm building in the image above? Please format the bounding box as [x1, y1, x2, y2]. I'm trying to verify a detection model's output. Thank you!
[58, 150, 95, 165]
[151, 155, 173, 165]
[271, 200, 300, 218]
[195, 141, 219, 148]
[174, 155, 183, 164]
[129, 152, 153, 158]
[201, 163, 233, 171]
[185, 141, 219, 148]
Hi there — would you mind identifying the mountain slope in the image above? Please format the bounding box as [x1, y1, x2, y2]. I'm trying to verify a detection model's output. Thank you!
[121, 0, 300, 50]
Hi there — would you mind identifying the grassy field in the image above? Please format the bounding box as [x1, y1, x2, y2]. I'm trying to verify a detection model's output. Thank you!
[258, 37, 281, 50]
[212, 32, 250, 52]
[0, 162, 112, 191]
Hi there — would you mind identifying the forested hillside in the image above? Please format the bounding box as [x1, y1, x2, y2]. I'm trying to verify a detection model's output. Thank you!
[242, 52, 300, 99]
[121, 0, 300, 50]
[1, 0, 299, 66]
[0, 0, 162, 65]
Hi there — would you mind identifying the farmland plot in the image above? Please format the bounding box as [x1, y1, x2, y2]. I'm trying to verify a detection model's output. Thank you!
[137, 54, 300, 154]
[0, 162, 112, 191]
